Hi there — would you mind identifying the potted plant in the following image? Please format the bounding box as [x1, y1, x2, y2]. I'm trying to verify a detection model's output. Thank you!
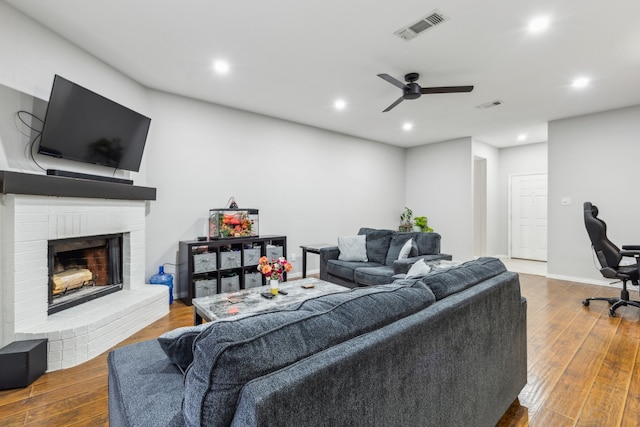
[414, 216, 434, 233]
[399, 207, 413, 232]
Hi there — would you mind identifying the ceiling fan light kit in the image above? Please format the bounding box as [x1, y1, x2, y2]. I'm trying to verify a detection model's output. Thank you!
[377, 72, 474, 112]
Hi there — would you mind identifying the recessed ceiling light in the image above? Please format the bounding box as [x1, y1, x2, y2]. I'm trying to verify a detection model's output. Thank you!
[402, 122, 413, 131]
[571, 77, 590, 88]
[517, 134, 527, 141]
[528, 16, 550, 33]
[334, 99, 346, 110]
[212, 60, 230, 75]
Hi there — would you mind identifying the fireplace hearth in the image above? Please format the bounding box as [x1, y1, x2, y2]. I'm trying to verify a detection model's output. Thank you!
[48, 234, 124, 315]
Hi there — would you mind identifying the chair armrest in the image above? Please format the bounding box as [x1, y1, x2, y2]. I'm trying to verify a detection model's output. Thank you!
[620, 249, 640, 258]
[622, 245, 640, 251]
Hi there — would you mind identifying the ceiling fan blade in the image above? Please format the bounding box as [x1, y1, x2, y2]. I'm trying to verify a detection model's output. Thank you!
[378, 74, 407, 90]
[421, 85, 474, 94]
[382, 96, 405, 112]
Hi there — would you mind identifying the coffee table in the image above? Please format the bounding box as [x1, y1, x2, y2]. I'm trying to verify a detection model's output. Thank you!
[192, 277, 348, 324]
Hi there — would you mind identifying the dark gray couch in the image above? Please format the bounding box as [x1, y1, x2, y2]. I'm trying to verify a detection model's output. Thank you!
[320, 227, 452, 287]
[108, 257, 527, 427]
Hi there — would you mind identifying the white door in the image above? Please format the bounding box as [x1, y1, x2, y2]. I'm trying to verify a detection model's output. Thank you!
[511, 173, 548, 261]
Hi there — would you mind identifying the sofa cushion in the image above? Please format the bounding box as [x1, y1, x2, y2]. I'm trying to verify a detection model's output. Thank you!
[108, 340, 186, 427]
[183, 282, 436, 427]
[354, 265, 395, 286]
[385, 232, 420, 265]
[157, 323, 211, 372]
[421, 257, 507, 300]
[327, 259, 383, 281]
[414, 232, 441, 255]
[338, 235, 368, 261]
[358, 228, 394, 264]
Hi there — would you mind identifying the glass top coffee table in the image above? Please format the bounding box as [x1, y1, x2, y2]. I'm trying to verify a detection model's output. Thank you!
[192, 277, 349, 324]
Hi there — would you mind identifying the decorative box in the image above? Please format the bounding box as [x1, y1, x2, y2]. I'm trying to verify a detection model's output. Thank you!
[266, 245, 283, 261]
[243, 247, 261, 265]
[209, 208, 259, 239]
[220, 250, 241, 269]
[220, 275, 240, 293]
[244, 272, 263, 289]
[194, 279, 217, 298]
[193, 252, 216, 274]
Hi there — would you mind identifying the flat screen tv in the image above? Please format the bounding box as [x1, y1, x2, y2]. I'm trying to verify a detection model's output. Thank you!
[38, 75, 151, 172]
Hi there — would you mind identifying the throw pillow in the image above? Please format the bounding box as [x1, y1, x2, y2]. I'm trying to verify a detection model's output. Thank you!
[157, 323, 212, 372]
[397, 238, 419, 260]
[338, 235, 368, 262]
[405, 258, 432, 278]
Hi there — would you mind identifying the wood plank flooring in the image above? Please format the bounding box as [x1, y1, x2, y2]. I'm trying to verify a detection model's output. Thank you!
[1, 273, 639, 426]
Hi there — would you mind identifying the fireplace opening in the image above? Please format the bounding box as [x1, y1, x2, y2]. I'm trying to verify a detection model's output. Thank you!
[48, 233, 124, 315]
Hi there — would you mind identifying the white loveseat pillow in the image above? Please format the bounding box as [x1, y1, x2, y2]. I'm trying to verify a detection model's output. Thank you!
[338, 235, 368, 262]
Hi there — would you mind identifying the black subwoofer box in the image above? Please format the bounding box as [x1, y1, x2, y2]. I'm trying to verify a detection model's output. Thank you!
[0, 339, 48, 389]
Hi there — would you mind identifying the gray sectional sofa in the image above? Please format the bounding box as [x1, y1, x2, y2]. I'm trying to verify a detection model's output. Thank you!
[320, 227, 452, 287]
[108, 257, 527, 427]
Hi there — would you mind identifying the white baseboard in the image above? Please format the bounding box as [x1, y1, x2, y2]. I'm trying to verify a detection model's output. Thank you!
[545, 273, 623, 289]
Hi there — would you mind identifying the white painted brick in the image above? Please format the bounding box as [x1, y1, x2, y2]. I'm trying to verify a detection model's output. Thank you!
[48, 349, 62, 363]
[48, 360, 62, 372]
[49, 340, 63, 352]
[5, 196, 159, 371]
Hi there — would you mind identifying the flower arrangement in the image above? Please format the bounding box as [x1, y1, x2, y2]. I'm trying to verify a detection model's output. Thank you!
[257, 256, 292, 281]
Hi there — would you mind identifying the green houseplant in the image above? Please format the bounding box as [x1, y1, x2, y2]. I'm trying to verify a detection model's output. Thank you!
[414, 216, 433, 233]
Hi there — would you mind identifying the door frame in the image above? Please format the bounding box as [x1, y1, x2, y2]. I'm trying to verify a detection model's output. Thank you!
[508, 172, 548, 259]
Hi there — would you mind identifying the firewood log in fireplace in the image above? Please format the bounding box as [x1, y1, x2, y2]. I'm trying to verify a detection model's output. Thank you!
[52, 268, 93, 295]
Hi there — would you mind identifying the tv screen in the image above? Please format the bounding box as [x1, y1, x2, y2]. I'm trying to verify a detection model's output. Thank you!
[38, 75, 151, 172]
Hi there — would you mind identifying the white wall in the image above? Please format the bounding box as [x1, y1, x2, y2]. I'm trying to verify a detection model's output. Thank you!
[496, 142, 548, 256]
[548, 105, 640, 283]
[144, 91, 405, 278]
[405, 137, 473, 260]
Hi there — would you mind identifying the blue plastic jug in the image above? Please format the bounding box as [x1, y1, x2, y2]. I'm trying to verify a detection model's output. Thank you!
[150, 265, 174, 304]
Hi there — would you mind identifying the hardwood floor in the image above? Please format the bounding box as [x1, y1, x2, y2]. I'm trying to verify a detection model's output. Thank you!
[1, 274, 639, 426]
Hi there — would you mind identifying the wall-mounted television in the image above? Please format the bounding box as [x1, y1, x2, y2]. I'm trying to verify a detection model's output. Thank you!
[38, 75, 151, 172]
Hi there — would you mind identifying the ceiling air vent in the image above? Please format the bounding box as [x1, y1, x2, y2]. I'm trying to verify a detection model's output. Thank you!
[394, 10, 448, 41]
[475, 100, 503, 109]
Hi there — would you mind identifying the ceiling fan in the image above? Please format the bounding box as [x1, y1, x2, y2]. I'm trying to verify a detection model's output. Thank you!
[377, 72, 474, 112]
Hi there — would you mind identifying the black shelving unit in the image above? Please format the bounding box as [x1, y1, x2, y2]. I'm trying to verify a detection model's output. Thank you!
[177, 235, 287, 305]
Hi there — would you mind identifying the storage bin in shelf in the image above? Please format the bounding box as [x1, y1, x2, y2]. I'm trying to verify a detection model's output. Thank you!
[194, 278, 217, 298]
[193, 252, 216, 274]
[220, 250, 241, 269]
[243, 247, 261, 265]
[244, 272, 263, 289]
[266, 245, 283, 261]
[220, 275, 240, 293]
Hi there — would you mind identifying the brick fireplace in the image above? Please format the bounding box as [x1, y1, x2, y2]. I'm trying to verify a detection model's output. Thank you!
[0, 171, 167, 371]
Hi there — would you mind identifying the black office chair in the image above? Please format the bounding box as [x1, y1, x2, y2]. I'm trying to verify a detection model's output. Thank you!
[583, 202, 640, 316]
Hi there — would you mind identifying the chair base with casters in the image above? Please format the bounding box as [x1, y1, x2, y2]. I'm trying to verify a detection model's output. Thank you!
[582, 281, 640, 317]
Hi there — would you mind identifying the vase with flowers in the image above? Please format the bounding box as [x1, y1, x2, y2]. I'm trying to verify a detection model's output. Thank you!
[257, 256, 292, 295]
